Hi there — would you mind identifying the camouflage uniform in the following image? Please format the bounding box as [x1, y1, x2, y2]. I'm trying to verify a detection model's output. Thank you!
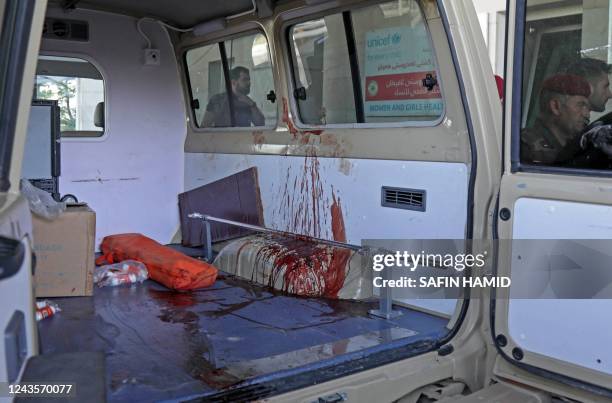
[521, 119, 581, 165]
[521, 118, 609, 168]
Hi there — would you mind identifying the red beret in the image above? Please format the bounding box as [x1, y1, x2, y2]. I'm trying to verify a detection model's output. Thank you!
[541, 74, 590, 98]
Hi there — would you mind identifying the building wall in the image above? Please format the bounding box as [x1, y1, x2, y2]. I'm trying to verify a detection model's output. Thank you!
[472, 0, 506, 75]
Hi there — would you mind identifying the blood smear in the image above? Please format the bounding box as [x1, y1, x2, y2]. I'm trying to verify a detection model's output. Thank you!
[247, 192, 350, 299]
[265, 145, 351, 298]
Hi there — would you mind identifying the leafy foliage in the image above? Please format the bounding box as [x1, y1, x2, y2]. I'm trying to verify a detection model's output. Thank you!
[35, 76, 77, 131]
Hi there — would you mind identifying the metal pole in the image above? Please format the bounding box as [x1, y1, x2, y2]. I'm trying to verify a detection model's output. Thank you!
[369, 265, 402, 320]
[204, 219, 212, 262]
[188, 213, 363, 251]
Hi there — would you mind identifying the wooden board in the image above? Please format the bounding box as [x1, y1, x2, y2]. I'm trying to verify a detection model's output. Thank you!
[178, 167, 264, 246]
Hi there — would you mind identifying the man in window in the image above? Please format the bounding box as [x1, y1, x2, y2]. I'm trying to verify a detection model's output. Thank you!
[202, 66, 265, 128]
[521, 74, 592, 166]
[522, 74, 612, 168]
[565, 58, 612, 114]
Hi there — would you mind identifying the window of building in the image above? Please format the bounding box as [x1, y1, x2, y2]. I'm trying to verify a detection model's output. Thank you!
[519, 0, 612, 171]
[186, 31, 276, 129]
[288, 0, 444, 126]
[35, 55, 105, 137]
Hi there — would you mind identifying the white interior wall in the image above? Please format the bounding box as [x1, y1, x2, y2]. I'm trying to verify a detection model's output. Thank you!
[582, 0, 610, 61]
[41, 7, 186, 247]
[185, 154, 469, 242]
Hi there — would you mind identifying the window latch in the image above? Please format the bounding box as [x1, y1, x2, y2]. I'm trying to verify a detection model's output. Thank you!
[266, 90, 276, 103]
[294, 86, 307, 100]
[191, 99, 200, 110]
[422, 73, 438, 91]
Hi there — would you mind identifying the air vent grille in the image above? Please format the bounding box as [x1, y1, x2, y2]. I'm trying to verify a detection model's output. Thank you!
[381, 187, 426, 211]
[43, 18, 89, 41]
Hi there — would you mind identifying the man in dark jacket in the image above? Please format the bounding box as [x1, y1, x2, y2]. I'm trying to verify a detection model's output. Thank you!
[202, 66, 265, 128]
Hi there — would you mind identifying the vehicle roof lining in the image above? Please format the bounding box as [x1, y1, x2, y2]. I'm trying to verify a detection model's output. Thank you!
[46, 0, 274, 28]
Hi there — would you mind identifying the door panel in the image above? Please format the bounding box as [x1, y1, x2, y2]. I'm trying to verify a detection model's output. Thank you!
[0, 0, 48, 385]
[494, 174, 612, 389]
[496, 0, 612, 392]
[509, 197, 612, 375]
[0, 194, 36, 383]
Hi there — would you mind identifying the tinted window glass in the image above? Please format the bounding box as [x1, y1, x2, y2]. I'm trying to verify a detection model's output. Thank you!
[352, 0, 443, 123]
[520, 1, 612, 170]
[186, 32, 276, 128]
[35, 55, 104, 136]
[291, 15, 356, 125]
[288, 0, 443, 126]
[186, 44, 224, 127]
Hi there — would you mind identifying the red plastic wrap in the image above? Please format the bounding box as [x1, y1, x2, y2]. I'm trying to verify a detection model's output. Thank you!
[96, 233, 217, 290]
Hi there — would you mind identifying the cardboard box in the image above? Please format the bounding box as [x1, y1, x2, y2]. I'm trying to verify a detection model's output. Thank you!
[32, 205, 96, 297]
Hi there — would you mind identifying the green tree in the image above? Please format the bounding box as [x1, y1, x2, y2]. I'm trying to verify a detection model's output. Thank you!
[36, 76, 77, 131]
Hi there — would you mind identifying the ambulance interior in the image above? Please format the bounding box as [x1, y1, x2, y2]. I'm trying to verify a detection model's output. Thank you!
[14, 0, 610, 401]
[23, 1, 474, 400]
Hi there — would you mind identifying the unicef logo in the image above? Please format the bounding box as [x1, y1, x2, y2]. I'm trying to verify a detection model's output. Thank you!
[367, 33, 397, 48]
[367, 80, 378, 97]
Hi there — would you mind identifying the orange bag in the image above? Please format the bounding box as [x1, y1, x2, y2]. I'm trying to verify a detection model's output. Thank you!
[96, 233, 217, 290]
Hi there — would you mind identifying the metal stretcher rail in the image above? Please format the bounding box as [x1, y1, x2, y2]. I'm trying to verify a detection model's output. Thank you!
[188, 213, 363, 261]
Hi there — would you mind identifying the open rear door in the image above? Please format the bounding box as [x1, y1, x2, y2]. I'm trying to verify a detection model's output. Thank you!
[0, 0, 47, 386]
[493, 0, 612, 398]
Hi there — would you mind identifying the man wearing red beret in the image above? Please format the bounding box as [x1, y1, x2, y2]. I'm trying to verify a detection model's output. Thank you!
[521, 74, 592, 165]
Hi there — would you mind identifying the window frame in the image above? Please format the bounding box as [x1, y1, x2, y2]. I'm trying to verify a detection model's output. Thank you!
[282, 0, 447, 130]
[511, 0, 612, 178]
[36, 52, 107, 140]
[183, 28, 278, 132]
